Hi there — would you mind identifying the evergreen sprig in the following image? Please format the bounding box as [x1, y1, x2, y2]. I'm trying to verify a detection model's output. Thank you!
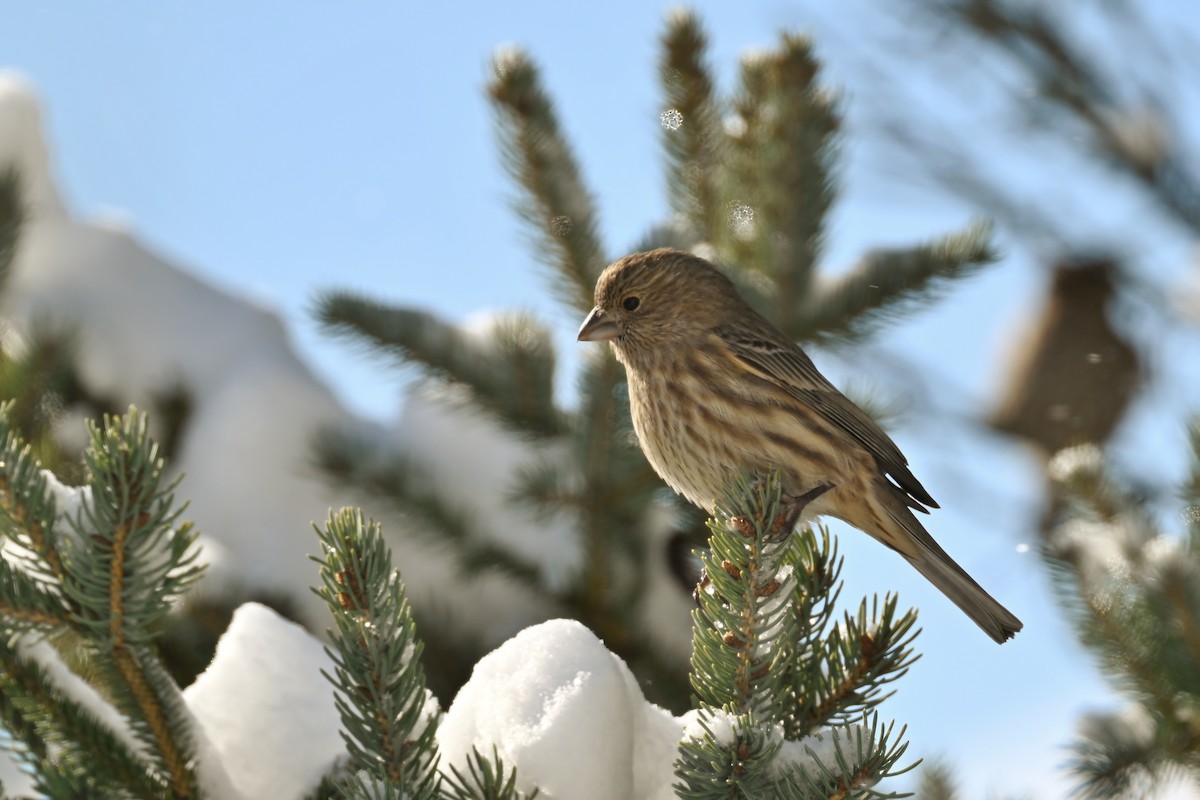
[315, 299, 564, 439]
[0, 639, 171, 799]
[312, 509, 547, 800]
[440, 747, 539, 800]
[1043, 438, 1200, 798]
[799, 222, 997, 343]
[791, 593, 919, 737]
[725, 32, 839, 333]
[312, 427, 544, 586]
[659, 9, 724, 245]
[677, 473, 918, 799]
[486, 52, 666, 657]
[653, 10, 997, 342]
[487, 49, 607, 313]
[0, 405, 205, 797]
[65, 413, 203, 796]
[0, 404, 67, 587]
[923, 0, 1200, 235]
[312, 508, 442, 799]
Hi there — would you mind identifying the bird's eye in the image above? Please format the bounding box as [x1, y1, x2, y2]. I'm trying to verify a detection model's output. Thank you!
[623, 296, 641, 311]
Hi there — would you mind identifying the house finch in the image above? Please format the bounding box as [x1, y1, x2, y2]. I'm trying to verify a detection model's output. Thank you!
[578, 248, 1023, 643]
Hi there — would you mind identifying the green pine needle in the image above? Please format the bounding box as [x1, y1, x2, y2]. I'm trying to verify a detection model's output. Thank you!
[487, 48, 608, 314]
[312, 508, 441, 799]
[680, 472, 919, 798]
[441, 746, 541, 800]
[800, 221, 997, 343]
[659, 8, 725, 244]
[315, 295, 564, 439]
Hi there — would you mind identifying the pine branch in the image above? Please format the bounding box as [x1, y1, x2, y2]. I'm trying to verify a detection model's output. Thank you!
[312, 508, 441, 798]
[675, 711, 915, 800]
[756, 34, 840, 334]
[679, 473, 918, 798]
[507, 457, 581, 522]
[312, 425, 545, 587]
[788, 526, 844, 646]
[801, 221, 997, 343]
[659, 9, 725, 244]
[487, 49, 607, 314]
[0, 644, 50, 767]
[316, 296, 564, 439]
[929, 0, 1200, 233]
[0, 405, 209, 796]
[1068, 707, 1165, 800]
[775, 717, 916, 800]
[0, 639, 170, 799]
[57, 409, 203, 797]
[0, 554, 66, 631]
[0, 404, 68, 585]
[1043, 459, 1177, 704]
[441, 746, 540, 800]
[718, 35, 841, 336]
[794, 595, 920, 736]
[674, 714, 786, 799]
[690, 473, 799, 721]
[1045, 444, 1200, 796]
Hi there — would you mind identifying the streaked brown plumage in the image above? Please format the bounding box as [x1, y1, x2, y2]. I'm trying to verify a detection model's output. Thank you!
[578, 248, 1022, 644]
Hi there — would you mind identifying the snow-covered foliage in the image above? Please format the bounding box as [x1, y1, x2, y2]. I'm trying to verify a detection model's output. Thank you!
[0, 73, 682, 648]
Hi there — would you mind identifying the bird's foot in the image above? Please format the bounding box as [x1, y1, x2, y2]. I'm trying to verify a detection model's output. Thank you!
[769, 483, 835, 540]
[730, 481, 835, 541]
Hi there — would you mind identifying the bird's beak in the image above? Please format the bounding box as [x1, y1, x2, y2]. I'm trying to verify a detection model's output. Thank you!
[577, 308, 620, 342]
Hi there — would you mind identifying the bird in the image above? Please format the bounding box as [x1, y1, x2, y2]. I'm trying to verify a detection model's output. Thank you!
[577, 248, 1022, 644]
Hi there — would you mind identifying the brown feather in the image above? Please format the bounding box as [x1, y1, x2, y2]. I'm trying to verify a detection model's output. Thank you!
[582, 247, 1023, 643]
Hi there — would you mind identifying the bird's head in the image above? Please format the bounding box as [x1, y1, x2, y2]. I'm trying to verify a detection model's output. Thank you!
[577, 248, 737, 363]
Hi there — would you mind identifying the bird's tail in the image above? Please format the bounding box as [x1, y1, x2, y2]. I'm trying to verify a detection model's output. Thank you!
[879, 492, 1023, 644]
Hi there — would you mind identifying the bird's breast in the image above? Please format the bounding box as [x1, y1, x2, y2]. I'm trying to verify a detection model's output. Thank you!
[623, 347, 859, 512]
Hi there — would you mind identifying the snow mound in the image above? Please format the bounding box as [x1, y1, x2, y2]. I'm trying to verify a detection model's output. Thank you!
[184, 603, 344, 800]
[437, 618, 681, 800]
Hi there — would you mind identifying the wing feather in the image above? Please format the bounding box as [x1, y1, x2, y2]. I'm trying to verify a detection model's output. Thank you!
[714, 324, 939, 510]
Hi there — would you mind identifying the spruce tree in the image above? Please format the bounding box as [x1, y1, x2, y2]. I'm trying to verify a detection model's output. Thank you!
[0, 398, 918, 797]
[314, 7, 996, 712]
[675, 473, 917, 798]
[0, 9, 1025, 798]
[0, 406, 205, 797]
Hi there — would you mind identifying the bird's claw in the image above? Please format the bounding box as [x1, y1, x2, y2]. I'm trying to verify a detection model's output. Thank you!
[769, 482, 835, 540]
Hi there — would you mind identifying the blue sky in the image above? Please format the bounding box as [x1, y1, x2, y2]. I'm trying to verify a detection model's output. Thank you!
[1, 1, 1019, 417]
[4, 3, 1197, 797]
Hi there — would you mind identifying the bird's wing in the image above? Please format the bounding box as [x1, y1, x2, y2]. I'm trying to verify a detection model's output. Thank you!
[714, 324, 939, 511]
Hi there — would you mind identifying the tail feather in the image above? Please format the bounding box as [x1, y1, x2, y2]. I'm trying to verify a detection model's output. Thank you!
[881, 492, 1023, 644]
[904, 542, 1024, 644]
